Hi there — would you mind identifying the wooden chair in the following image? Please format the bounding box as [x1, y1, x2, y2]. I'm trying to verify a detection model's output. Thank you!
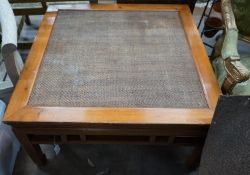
[212, 0, 250, 94]
[9, 0, 97, 16]
[0, 0, 24, 103]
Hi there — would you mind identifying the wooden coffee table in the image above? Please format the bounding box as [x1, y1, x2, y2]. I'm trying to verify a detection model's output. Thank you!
[4, 4, 220, 166]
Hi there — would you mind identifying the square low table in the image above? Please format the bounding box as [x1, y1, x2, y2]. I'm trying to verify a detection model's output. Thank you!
[4, 4, 220, 166]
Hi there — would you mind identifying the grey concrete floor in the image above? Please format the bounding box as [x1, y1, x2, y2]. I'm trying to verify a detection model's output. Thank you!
[13, 3, 209, 175]
[13, 145, 194, 175]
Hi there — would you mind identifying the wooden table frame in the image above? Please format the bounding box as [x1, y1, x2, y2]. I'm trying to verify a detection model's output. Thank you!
[4, 4, 221, 166]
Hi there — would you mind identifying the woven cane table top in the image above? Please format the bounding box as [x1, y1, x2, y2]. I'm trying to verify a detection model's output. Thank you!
[28, 10, 207, 108]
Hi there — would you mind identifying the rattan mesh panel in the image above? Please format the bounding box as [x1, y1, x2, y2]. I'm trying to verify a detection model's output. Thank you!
[29, 10, 207, 108]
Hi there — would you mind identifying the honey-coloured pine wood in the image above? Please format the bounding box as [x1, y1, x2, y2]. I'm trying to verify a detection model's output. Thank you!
[3, 4, 221, 166]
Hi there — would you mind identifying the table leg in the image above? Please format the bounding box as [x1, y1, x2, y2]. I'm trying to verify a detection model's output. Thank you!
[13, 128, 47, 166]
[186, 146, 203, 170]
[24, 15, 32, 26]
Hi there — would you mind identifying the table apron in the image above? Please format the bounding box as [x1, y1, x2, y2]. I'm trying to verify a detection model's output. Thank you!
[13, 126, 208, 146]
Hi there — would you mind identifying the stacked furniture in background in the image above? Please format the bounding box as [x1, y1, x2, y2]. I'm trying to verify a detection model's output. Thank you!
[0, 0, 24, 103]
[0, 0, 23, 174]
[117, 0, 197, 12]
[198, 0, 223, 56]
[9, 0, 97, 50]
[9, 0, 197, 14]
